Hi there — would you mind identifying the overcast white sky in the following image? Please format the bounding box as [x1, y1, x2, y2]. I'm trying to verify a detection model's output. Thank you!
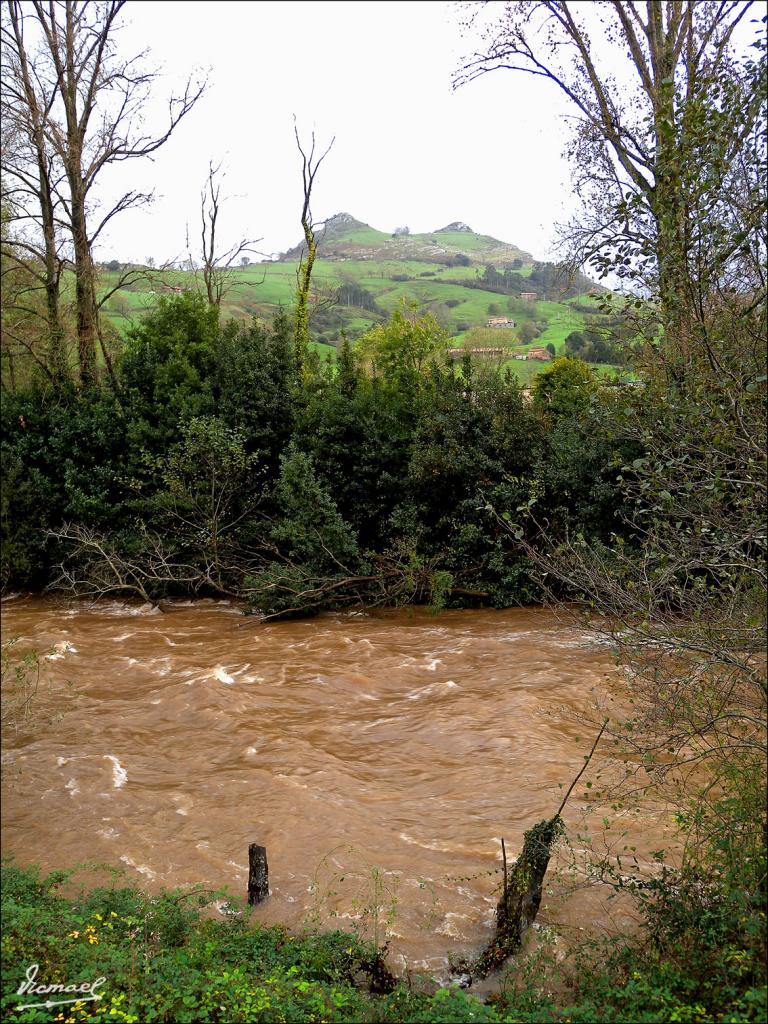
[96, 0, 578, 264]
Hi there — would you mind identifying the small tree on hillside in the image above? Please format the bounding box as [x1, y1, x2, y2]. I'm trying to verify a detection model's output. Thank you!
[564, 330, 586, 352]
[357, 305, 449, 379]
[518, 321, 540, 344]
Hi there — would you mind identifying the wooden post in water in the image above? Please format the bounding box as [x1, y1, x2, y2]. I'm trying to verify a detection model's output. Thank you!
[248, 844, 269, 905]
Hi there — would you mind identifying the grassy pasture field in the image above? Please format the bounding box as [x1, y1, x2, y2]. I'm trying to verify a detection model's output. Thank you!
[98, 259, 554, 339]
[94, 217, 619, 385]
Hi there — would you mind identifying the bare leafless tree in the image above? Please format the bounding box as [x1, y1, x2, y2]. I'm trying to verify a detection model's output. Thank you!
[1, 1, 68, 382]
[457, 2, 767, 876]
[192, 160, 263, 309]
[4, 0, 205, 386]
[293, 123, 334, 376]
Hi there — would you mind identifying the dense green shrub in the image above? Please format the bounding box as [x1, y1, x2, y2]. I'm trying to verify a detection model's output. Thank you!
[214, 311, 296, 477]
[1, 385, 128, 587]
[1, 299, 627, 611]
[120, 292, 220, 453]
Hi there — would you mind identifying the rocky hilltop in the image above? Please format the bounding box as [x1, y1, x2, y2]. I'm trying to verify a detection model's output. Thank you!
[436, 221, 473, 232]
[279, 212, 531, 266]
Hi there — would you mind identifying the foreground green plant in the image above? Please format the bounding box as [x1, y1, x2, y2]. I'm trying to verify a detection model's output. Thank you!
[0, 862, 499, 1023]
[3, 838, 765, 1024]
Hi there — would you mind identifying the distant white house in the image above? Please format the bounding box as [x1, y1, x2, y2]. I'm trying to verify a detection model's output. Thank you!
[486, 316, 516, 329]
[447, 347, 505, 358]
[520, 291, 538, 302]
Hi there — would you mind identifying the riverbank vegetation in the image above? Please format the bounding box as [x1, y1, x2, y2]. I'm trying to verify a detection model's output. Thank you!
[1, 0, 766, 1021]
[2, 853, 765, 1023]
[0, 298, 633, 616]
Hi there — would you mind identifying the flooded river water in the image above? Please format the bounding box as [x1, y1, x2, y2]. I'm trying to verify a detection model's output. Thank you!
[1, 596, 673, 977]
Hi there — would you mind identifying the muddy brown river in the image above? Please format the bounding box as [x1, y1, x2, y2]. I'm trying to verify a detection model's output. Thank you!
[1, 596, 673, 978]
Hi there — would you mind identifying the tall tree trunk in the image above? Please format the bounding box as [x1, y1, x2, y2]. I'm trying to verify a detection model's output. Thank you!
[69, 175, 99, 387]
[16, 0, 204, 389]
[292, 128, 334, 381]
[649, 24, 693, 379]
[41, 180, 66, 380]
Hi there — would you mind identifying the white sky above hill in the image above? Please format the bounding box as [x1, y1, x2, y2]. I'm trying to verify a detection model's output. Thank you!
[93, 0, 579, 264]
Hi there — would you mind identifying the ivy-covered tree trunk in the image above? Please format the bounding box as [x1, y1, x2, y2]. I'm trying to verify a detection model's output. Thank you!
[474, 816, 565, 978]
[294, 216, 316, 377]
[292, 127, 333, 380]
[472, 723, 606, 978]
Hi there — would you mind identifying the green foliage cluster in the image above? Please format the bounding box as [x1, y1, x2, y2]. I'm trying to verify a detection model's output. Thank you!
[1, 297, 629, 616]
[476, 261, 591, 301]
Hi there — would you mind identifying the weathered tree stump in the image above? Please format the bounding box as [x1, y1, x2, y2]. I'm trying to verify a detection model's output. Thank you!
[473, 720, 608, 979]
[248, 843, 269, 905]
[474, 816, 564, 977]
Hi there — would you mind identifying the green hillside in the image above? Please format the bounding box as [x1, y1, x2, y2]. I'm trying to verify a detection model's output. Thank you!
[98, 213, 627, 376]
